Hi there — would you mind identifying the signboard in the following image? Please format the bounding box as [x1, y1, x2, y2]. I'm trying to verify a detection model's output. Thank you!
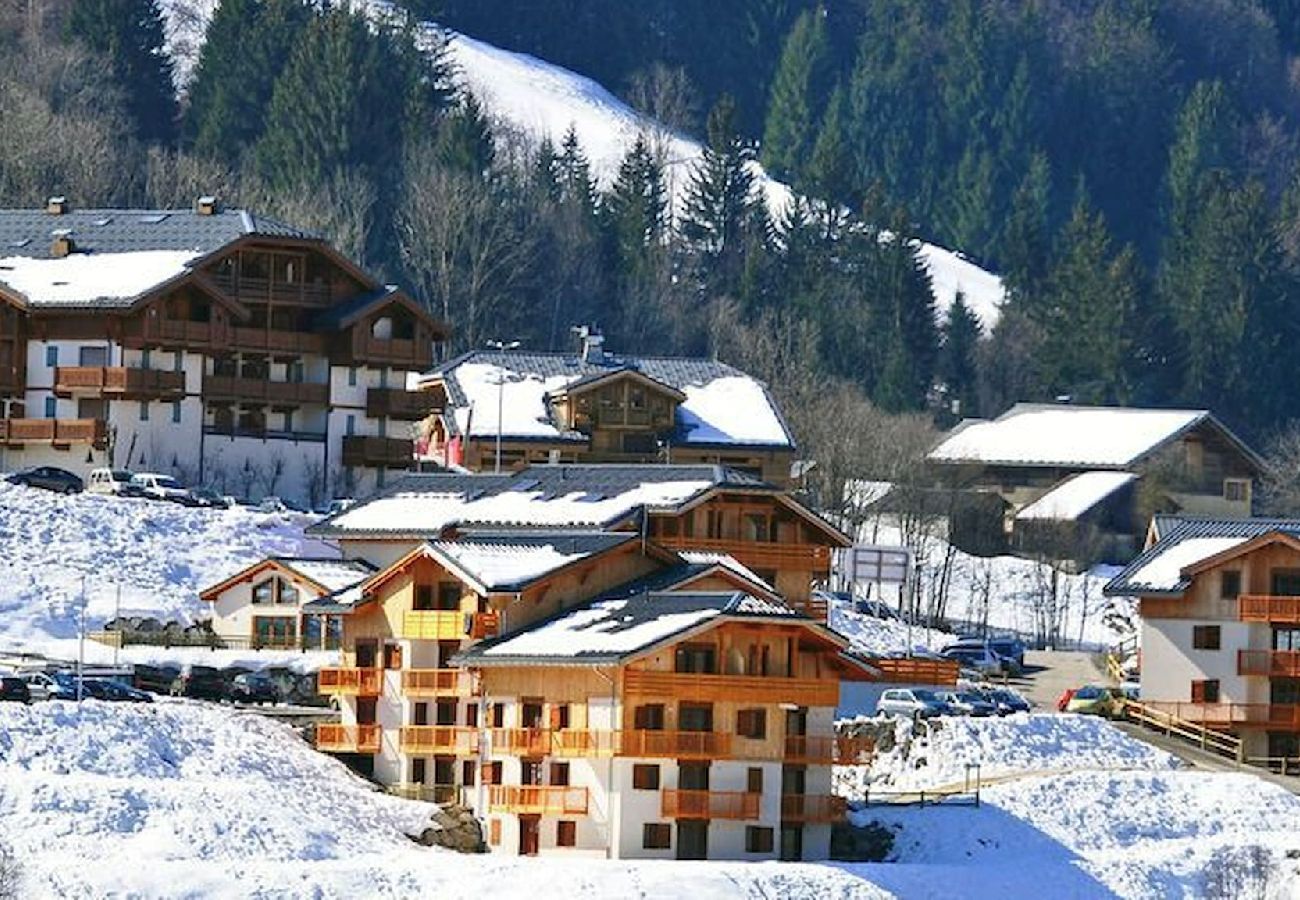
[841, 544, 911, 585]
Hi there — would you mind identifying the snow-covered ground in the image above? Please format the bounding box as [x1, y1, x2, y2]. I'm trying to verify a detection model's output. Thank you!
[0, 482, 327, 664]
[830, 605, 958, 657]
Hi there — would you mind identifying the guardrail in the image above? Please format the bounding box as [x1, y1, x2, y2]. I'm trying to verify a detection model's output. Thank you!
[867, 657, 961, 686]
[1119, 700, 1244, 762]
[87, 630, 339, 652]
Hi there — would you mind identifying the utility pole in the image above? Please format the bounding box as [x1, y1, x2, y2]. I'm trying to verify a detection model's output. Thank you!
[113, 582, 121, 667]
[485, 340, 520, 474]
[77, 575, 87, 702]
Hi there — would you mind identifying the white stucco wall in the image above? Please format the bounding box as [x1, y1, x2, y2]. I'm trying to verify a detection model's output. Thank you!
[1140, 619, 1265, 704]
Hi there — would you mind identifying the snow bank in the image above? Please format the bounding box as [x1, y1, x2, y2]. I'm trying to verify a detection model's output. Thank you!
[829, 604, 957, 657]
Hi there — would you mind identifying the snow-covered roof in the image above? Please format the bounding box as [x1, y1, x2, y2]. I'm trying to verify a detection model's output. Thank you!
[0, 251, 201, 308]
[283, 558, 376, 593]
[310, 465, 772, 538]
[677, 551, 772, 591]
[1117, 538, 1247, 594]
[1015, 472, 1139, 522]
[455, 591, 803, 666]
[929, 404, 1247, 470]
[422, 532, 633, 593]
[424, 350, 794, 450]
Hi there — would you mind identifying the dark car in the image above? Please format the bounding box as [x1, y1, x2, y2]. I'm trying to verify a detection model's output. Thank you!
[95, 680, 154, 703]
[0, 676, 31, 703]
[230, 672, 280, 705]
[7, 466, 84, 494]
[133, 664, 180, 694]
[984, 688, 1032, 715]
[188, 487, 231, 509]
[170, 664, 228, 701]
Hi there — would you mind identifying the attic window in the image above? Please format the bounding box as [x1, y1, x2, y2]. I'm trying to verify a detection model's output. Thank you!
[9, 239, 30, 248]
[94, 217, 113, 227]
[140, 214, 169, 224]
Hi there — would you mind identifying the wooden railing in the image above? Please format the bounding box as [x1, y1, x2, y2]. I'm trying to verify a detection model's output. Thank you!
[204, 375, 329, 406]
[867, 657, 961, 686]
[398, 725, 479, 754]
[0, 418, 107, 447]
[366, 387, 440, 420]
[317, 667, 383, 696]
[488, 785, 589, 815]
[229, 326, 327, 355]
[1240, 595, 1300, 624]
[1238, 649, 1300, 677]
[208, 272, 333, 306]
[402, 610, 475, 641]
[54, 366, 185, 398]
[661, 789, 759, 820]
[551, 729, 621, 757]
[386, 783, 464, 805]
[780, 794, 847, 823]
[342, 435, 413, 469]
[622, 670, 839, 707]
[1136, 700, 1300, 730]
[354, 335, 433, 369]
[316, 723, 380, 753]
[123, 318, 222, 349]
[620, 729, 731, 759]
[1120, 701, 1244, 761]
[490, 728, 554, 756]
[784, 734, 876, 766]
[401, 669, 475, 696]
[653, 535, 833, 573]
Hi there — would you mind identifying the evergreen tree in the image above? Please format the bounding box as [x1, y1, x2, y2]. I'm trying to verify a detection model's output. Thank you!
[806, 85, 852, 207]
[865, 211, 938, 411]
[940, 293, 982, 419]
[603, 134, 668, 265]
[1163, 80, 1237, 245]
[1002, 152, 1052, 303]
[761, 8, 830, 182]
[435, 94, 496, 177]
[66, 0, 176, 142]
[944, 139, 996, 261]
[556, 126, 597, 214]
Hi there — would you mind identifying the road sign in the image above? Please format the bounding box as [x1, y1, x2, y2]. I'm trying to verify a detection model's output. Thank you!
[841, 545, 911, 585]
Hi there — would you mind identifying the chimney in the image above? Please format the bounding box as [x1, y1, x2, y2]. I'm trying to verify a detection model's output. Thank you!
[573, 324, 605, 364]
[50, 229, 75, 258]
[195, 195, 218, 216]
[46, 196, 68, 216]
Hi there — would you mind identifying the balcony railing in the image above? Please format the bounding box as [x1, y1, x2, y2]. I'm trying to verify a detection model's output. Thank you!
[1238, 649, 1300, 677]
[401, 669, 475, 696]
[317, 667, 382, 696]
[230, 326, 327, 355]
[1141, 701, 1300, 729]
[622, 670, 839, 707]
[620, 729, 732, 759]
[353, 335, 433, 369]
[202, 425, 327, 443]
[401, 610, 498, 641]
[661, 789, 759, 820]
[488, 785, 589, 815]
[123, 318, 223, 350]
[204, 375, 329, 406]
[366, 387, 440, 420]
[1240, 595, 1300, 624]
[342, 435, 413, 469]
[0, 418, 107, 448]
[783, 734, 876, 766]
[386, 783, 464, 805]
[54, 366, 185, 399]
[867, 657, 961, 687]
[653, 535, 833, 573]
[398, 725, 479, 755]
[316, 723, 380, 753]
[551, 729, 621, 758]
[208, 272, 333, 306]
[487, 728, 554, 756]
[779, 794, 847, 823]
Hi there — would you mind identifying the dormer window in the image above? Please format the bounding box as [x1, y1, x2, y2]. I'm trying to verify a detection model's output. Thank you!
[252, 576, 300, 605]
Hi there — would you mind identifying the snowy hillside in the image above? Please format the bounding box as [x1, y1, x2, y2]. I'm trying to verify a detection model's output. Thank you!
[156, 0, 1005, 330]
[0, 483, 324, 661]
[830, 605, 958, 657]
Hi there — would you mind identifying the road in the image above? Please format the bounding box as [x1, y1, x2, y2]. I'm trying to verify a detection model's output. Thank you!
[1004, 649, 1109, 710]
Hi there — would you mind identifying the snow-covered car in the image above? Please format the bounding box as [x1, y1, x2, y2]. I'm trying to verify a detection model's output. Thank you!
[230, 672, 280, 705]
[188, 487, 231, 509]
[131, 473, 194, 504]
[947, 638, 1023, 676]
[257, 496, 289, 513]
[876, 688, 949, 719]
[87, 468, 143, 497]
[1066, 685, 1125, 718]
[936, 690, 997, 717]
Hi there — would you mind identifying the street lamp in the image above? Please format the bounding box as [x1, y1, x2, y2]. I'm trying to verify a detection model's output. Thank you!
[485, 340, 521, 474]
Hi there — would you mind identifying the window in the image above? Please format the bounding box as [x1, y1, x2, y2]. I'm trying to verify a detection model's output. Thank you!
[1221, 571, 1242, 600]
[1192, 625, 1221, 650]
[174, 352, 184, 372]
[482, 761, 502, 785]
[521, 759, 543, 786]
[490, 703, 505, 728]
[45, 346, 57, 367]
[706, 509, 723, 539]
[489, 819, 502, 846]
[550, 703, 571, 730]
[632, 765, 660, 790]
[643, 823, 671, 850]
[737, 708, 767, 739]
[139, 401, 149, 422]
[556, 820, 576, 848]
[411, 758, 427, 785]
[253, 616, 296, 648]
[413, 585, 434, 611]
[462, 760, 476, 786]
[345, 414, 355, 436]
[252, 579, 274, 605]
[278, 581, 299, 605]
[678, 703, 713, 733]
[465, 703, 479, 727]
[383, 643, 403, 669]
[1191, 679, 1221, 704]
[44, 396, 55, 418]
[1224, 479, 1251, 503]
[675, 643, 717, 674]
[348, 367, 357, 387]
[413, 702, 429, 726]
[171, 401, 182, 424]
[521, 701, 545, 728]
[1274, 628, 1300, 652]
[633, 704, 665, 730]
[550, 762, 570, 787]
[435, 699, 456, 726]
[678, 763, 709, 790]
[437, 582, 461, 610]
[745, 826, 774, 854]
[747, 767, 763, 794]
[141, 349, 151, 369]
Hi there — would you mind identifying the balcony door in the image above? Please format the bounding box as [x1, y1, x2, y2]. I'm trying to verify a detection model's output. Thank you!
[676, 820, 708, 860]
[1272, 571, 1300, 596]
[78, 346, 108, 366]
[355, 639, 378, 668]
[678, 703, 713, 733]
[679, 762, 710, 791]
[779, 825, 803, 862]
[785, 708, 808, 738]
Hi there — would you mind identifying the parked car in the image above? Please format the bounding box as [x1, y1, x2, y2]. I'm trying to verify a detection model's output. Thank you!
[132, 664, 180, 694]
[87, 468, 143, 497]
[322, 498, 355, 517]
[18, 671, 62, 701]
[982, 688, 1032, 715]
[1066, 685, 1126, 718]
[257, 496, 288, 514]
[936, 690, 998, 717]
[170, 664, 228, 701]
[0, 676, 31, 703]
[93, 680, 154, 703]
[1056, 687, 1077, 712]
[7, 466, 84, 494]
[188, 487, 231, 509]
[230, 672, 280, 705]
[131, 472, 195, 504]
[987, 637, 1027, 674]
[941, 644, 1005, 676]
[876, 687, 950, 719]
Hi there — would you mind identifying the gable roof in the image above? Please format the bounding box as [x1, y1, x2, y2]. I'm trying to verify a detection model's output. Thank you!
[199, 556, 375, 602]
[452, 590, 811, 666]
[1104, 515, 1300, 596]
[599, 552, 779, 602]
[423, 349, 795, 450]
[929, 403, 1262, 472]
[1014, 471, 1138, 522]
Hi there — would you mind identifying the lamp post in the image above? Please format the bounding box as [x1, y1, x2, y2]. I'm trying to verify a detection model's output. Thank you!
[485, 339, 520, 474]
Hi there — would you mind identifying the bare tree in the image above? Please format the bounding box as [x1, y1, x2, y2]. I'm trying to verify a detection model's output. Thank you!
[624, 63, 699, 139]
[253, 457, 286, 497]
[303, 456, 327, 510]
[1259, 420, 1300, 515]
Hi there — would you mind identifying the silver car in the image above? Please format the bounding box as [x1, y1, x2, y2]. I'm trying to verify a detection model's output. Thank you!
[876, 688, 949, 719]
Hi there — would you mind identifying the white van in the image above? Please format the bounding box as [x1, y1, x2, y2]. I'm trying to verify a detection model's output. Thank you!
[131, 472, 191, 503]
[87, 468, 138, 496]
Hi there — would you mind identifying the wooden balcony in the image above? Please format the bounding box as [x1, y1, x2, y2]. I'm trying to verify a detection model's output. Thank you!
[401, 610, 468, 641]
[54, 366, 184, 400]
[1141, 701, 1300, 730]
[401, 668, 475, 696]
[208, 272, 334, 306]
[1238, 650, 1300, 677]
[229, 326, 327, 356]
[552, 729, 620, 758]
[867, 657, 961, 686]
[123, 318, 223, 351]
[780, 794, 847, 823]
[398, 725, 479, 754]
[204, 375, 329, 406]
[1240, 595, 1300, 624]
[316, 723, 380, 753]
[0, 365, 23, 395]
[620, 729, 732, 759]
[488, 785, 589, 815]
[366, 387, 440, 420]
[661, 789, 759, 820]
[387, 783, 464, 805]
[353, 335, 433, 370]
[0, 418, 107, 448]
[784, 734, 876, 766]
[622, 670, 839, 707]
[342, 435, 413, 469]
[317, 667, 382, 696]
[489, 728, 554, 756]
[653, 535, 833, 574]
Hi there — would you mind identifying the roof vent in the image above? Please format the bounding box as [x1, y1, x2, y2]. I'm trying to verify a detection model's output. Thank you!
[572, 324, 605, 364]
[46, 196, 68, 216]
[50, 229, 75, 258]
[195, 196, 218, 216]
